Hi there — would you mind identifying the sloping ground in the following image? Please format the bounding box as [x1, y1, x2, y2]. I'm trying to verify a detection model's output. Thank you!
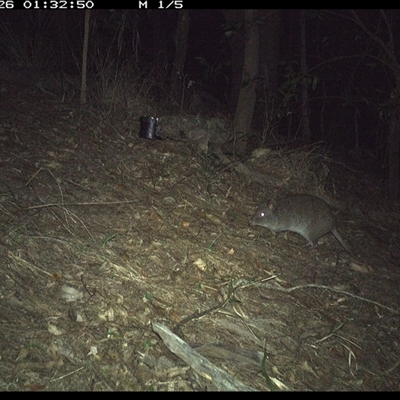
[0, 78, 399, 391]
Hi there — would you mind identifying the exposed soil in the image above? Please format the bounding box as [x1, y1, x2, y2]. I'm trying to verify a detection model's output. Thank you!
[0, 77, 399, 391]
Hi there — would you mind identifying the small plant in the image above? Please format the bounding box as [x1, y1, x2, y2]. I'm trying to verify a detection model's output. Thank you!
[102, 233, 116, 248]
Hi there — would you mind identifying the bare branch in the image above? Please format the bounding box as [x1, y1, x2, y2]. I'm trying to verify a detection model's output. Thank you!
[350, 10, 400, 73]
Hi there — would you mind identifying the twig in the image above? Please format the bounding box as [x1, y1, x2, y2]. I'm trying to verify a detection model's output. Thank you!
[153, 321, 256, 391]
[234, 280, 398, 313]
[25, 200, 138, 210]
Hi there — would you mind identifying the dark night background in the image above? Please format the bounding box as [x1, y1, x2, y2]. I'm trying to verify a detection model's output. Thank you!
[0, 9, 399, 186]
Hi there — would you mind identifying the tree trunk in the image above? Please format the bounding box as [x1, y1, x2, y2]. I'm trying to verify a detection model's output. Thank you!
[232, 10, 260, 155]
[170, 10, 190, 102]
[300, 9, 311, 141]
[253, 10, 281, 138]
[80, 10, 90, 105]
[222, 10, 245, 113]
[152, 10, 168, 68]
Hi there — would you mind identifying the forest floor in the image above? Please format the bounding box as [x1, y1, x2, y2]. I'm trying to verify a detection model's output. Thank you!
[0, 76, 399, 391]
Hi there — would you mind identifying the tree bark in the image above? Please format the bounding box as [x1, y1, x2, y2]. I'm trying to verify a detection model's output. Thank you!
[232, 10, 260, 155]
[170, 10, 190, 102]
[300, 9, 311, 141]
[80, 10, 90, 105]
[222, 10, 245, 113]
[253, 10, 281, 138]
